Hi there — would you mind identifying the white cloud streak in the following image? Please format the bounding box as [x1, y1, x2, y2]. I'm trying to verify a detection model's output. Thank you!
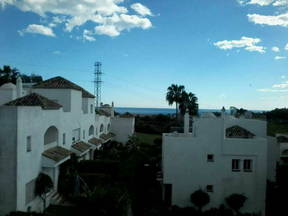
[274, 55, 286, 60]
[131, 3, 152, 16]
[214, 36, 265, 53]
[241, 0, 288, 6]
[257, 88, 288, 92]
[19, 24, 55, 37]
[248, 13, 288, 27]
[272, 46, 280, 52]
[257, 80, 288, 92]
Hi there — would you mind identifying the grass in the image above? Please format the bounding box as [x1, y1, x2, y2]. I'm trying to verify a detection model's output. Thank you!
[135, 132, 161, 145]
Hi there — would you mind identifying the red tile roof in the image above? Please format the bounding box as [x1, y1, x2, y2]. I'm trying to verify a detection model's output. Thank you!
[5, 93, 62, 110]
[88, 137, 103, 146]
[72, 141, 91, 152]
[42, 146, 72, 162]
[34, 76, 95, 98]
[100, 132, 116, 141]
[226, 125, 255, 139]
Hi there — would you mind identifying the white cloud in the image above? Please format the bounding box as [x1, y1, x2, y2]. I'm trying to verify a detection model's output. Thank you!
[131, 3, 152, 16]
[257, 88, 288, 92]
[285, 43, 288, 50]
[83, 29, 96, 41]
[247, 0, 274, 6]
[240, 0, 288, 6]
[95, 14, 152, 37]
[19, 24, 55, 37]
[272, 46, 280, 52]
[258, 80, 288, 92]
[274, 55, 286, 60]
[281, 75, 286, 79]
[273, 0, 288, 6]
[272, 83, 288, 88]
[248, 13, 288, 27]
[214, 36, 266, 53]
[2, 0, 153, 39]
[95, 25, 120, 37]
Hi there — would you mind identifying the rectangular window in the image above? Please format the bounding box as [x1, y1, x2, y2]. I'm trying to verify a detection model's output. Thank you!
[26, 136, 31, 152]
[90, 104, 93, 114]
[206, 185, 213, 192]
[232, 159, 240, 172]
[207, 154, 214, 162]
[72, 128, 80, 142]
[63, 133, 66, 145]
[244, 159, 253, 172]
[83, 130, 85, 139]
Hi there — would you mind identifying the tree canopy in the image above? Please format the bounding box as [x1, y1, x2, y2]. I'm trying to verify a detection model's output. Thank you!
[166, 84, 198, 118]
[0, 65, 19, 86]
[0, 65, 43, 86]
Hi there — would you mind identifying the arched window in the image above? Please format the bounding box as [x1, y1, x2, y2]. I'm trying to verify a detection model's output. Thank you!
[89, 125, 94, 136]
[107, 124, 110, 132]
[100, 124, 104, 133]
[44, 126, 58, 145]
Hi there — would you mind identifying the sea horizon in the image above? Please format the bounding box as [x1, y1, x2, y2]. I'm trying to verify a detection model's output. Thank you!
[114, 107, 267, 115]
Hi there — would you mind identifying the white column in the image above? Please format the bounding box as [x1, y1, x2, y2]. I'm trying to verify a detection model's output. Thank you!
[16, 76, 23, 98]
[184, 109, 189, 134]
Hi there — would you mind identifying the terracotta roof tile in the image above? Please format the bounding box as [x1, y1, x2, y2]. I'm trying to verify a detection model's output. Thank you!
[96, 109, 111, 117]
[226, 125, 255, 139]
[72, 141, 91, 152]
[88, 137, 103, 146]
[42, 146, 72, 162]
[33, 76, 95, 98]
[5, 93, 62, 110]
[100, 132, 116, 141]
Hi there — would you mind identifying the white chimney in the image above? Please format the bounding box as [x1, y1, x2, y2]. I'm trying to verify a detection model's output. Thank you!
[16, 76, 23, 98]
[221, 106, 226, 118]
[184, 109, 189, 134]
[111, 101, 114, 118]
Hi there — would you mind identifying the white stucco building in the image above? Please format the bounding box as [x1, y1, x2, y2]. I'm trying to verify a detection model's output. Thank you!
[0, 76, 134, 215]
[162, 111, 277, 215]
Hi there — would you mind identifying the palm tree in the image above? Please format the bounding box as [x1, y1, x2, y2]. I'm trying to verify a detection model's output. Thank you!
[35, 173, 53, 212]
[0, 65, 19, 86]
[166, 84, 185, 119]
[179, 91, 199, 116]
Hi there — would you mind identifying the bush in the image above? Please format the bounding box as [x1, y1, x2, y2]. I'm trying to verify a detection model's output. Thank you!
[225, 194, 247, 214]
[7, 212, 44, 216]
[190, 189, 210, 212]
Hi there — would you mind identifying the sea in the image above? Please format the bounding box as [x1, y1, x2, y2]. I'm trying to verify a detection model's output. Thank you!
[114, 107, 266, 115]
[115, 107, 220, 115]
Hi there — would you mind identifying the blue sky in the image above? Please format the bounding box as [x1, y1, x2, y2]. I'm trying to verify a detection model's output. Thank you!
[1, 0, 288, 110]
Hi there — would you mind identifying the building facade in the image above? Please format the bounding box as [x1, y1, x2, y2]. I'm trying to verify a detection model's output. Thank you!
[162, 111, 277, 215]
[0, 76, 134, 215]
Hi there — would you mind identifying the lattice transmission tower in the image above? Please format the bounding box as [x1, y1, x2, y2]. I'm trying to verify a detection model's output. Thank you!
[94, 62, 102, 109]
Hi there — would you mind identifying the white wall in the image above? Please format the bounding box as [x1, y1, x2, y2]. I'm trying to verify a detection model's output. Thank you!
[111, 117, 135, 144]
[0, 88, 16, 105]
[163, 116, 268, 215]
[32, 89, 72, 112]
[0, 107, 18, 215]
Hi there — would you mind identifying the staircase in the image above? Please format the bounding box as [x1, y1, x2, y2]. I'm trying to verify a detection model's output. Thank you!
[50, 192, 64, 205]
